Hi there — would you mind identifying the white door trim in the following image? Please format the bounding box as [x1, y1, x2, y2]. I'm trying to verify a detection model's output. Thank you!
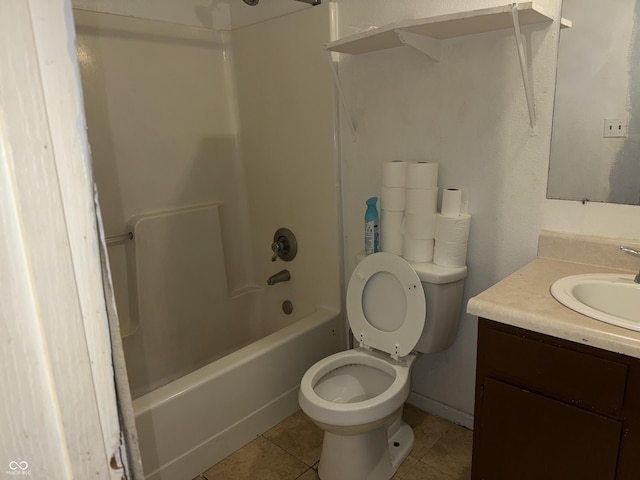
[0, 1, 136, 478]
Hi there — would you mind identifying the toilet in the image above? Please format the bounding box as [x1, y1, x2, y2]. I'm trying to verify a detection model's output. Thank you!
[298, 252, 466, 480]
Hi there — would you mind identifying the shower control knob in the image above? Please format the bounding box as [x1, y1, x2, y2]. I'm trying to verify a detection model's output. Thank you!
[271, 228, 297, 262]
[271, 241, 286, 261]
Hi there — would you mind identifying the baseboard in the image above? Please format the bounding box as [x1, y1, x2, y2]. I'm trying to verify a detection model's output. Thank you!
[407, 392, 474, 430]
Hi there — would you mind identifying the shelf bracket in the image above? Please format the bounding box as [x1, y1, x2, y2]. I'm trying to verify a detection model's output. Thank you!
[325, 49, 357, 136]
[394, 29, 442, 62]
[510, 3, 537, 136]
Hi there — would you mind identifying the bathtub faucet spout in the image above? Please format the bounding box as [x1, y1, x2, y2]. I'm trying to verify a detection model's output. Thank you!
[267, 269, 291, 286]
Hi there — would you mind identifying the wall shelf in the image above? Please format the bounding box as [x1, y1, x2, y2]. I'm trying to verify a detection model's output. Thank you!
[325, 2, 571, 136]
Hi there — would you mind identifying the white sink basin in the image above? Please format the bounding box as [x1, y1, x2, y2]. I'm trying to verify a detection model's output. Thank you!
[551, 274, 640, 331]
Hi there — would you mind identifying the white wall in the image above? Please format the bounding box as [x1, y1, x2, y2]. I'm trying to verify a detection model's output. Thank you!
[336, 0, 563, 423]
[542, 200, 640, 239]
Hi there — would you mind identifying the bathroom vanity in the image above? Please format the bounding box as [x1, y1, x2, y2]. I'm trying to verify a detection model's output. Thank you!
[472, 318, 640, 479]
[467, 233, 640, 480]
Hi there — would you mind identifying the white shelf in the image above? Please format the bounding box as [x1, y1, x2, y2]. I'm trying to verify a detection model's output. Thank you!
[326, 2, 569, 56]
[324, 2, 571, 136]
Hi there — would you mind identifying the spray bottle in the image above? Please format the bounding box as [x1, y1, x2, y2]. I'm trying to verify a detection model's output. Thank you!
[364, 197, 379, 255]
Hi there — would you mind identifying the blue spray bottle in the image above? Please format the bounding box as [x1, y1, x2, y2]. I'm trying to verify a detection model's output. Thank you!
[364, 197, 379, 255]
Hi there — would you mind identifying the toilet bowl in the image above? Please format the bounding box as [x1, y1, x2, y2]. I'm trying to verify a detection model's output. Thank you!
[299, 348, 417, 480]
[299, 348, 416, 433]
[298, 252, 467, 480]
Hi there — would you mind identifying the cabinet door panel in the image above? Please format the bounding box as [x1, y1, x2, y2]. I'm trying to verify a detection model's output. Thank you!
[473, 378, 622, 480]
[481, 324, 628, 415]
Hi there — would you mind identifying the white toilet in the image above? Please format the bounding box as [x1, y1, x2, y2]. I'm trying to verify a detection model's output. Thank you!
[298, 252, 466, 480]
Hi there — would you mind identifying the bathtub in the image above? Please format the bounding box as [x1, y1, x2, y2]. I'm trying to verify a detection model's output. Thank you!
[132, 306, 342, 480]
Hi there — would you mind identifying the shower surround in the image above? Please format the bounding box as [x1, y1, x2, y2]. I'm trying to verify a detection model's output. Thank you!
[74, 4, 341, 478]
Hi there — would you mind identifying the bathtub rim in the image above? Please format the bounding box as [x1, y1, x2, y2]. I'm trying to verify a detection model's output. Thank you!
[133, 305, 341, 417]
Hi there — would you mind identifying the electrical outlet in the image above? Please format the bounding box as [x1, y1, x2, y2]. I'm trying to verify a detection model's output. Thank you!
[603, 118, 628, 138]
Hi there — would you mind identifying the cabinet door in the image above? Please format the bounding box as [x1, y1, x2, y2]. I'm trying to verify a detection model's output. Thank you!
[473, 378, 622, 480]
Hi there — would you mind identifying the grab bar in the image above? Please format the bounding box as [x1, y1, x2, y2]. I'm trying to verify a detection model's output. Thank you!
[106, 231, 134, 247]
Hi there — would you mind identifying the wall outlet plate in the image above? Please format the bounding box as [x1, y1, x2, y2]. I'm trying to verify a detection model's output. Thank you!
[604, 118, 628, 138]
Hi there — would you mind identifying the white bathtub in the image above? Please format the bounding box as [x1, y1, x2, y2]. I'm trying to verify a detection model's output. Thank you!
[133, 306, 342, 480]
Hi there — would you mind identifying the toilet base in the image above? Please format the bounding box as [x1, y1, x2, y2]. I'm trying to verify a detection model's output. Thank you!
[317, 410, 414, 480]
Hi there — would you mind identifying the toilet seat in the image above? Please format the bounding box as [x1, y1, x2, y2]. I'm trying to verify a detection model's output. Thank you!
[347, 252, 426, 358]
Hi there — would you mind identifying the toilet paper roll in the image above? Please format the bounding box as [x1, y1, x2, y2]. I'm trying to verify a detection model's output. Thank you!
[433, 240, 468, 268]
[403, 237, 435, 263]
[405, 162, 438, 189]
[404, 213, 436, 239]
[381, 231, 403, 255]
[382, 161, 407, 187]
[381, 209, 404, 232]
[381, 186, 406, 211]
[441, 188, 462, 216]
[435, 213, 471, 243]
[405, 188, 438, 214]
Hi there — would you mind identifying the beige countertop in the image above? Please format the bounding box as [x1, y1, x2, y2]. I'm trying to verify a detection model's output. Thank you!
[467, 257, 640, 358]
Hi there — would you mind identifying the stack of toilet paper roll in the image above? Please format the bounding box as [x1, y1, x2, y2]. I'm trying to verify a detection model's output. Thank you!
[403, 162, 438, 262]
[380, 161, 406, 256]
[379, 160, 471, 268]
[434, 188, 471, 268]
[380, 160, 439, 262]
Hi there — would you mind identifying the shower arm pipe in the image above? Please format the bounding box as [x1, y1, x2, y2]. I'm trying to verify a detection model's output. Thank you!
[325, 49, 357, 136]
[295, 0, 321, 4]
[510, 3, 537, 136]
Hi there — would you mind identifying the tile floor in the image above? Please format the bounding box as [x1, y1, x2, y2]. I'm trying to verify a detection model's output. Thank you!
[193, 404, 473, 480]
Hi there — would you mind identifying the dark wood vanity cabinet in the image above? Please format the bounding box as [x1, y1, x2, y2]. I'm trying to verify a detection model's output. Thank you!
[472, 318, 640, 480]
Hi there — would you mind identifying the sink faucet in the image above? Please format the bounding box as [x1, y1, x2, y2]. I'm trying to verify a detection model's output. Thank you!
[620, 246, 640, 283]
[267, 269, 291, 286]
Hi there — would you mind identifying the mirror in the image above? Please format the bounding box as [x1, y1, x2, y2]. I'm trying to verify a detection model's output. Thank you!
[547, 0, 640, 205]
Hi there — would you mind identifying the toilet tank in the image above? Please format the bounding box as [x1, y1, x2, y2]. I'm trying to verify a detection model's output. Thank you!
[408, 262, 467, 354]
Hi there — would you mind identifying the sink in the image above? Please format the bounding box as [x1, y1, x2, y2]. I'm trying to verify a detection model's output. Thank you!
[551, 274, 640, 331]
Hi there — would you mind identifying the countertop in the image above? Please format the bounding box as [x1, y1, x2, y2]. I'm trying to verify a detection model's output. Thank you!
[467, 257, 640, 358]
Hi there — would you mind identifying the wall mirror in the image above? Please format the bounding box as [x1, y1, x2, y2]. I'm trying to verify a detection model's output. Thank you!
[547, 0, 640, 205]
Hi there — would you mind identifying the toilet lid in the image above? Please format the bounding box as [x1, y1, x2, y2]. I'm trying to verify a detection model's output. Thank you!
[347, 252, 426, 358]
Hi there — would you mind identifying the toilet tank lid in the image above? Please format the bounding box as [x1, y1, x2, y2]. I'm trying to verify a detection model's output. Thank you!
[407, 261, 467, 284]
